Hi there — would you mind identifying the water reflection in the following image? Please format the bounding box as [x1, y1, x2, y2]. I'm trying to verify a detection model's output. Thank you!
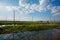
[0, 29, 60, 40]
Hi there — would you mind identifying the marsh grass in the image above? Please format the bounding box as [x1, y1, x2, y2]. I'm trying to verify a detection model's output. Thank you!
[0, 21, 60, 34]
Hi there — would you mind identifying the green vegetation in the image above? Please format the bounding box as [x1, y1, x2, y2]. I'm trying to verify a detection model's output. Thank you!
[0, 21, 60, 34]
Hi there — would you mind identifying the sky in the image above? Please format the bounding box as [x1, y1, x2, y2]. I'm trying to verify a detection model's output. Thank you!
[0, 0, 60, 21]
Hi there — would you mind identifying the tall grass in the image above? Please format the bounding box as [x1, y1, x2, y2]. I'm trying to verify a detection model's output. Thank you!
[0, 21, 60, 34]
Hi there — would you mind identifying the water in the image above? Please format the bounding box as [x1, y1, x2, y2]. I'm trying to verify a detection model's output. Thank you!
[0, 29, 60, 40]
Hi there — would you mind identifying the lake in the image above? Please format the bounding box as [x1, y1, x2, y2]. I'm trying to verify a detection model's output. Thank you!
[0, 29, 60, 40]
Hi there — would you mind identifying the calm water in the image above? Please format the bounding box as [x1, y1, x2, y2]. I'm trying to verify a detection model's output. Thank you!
[0, 29, 60, 40]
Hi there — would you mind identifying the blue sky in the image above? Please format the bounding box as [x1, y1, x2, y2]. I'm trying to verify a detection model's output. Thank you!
[0, 0, 18, 6]
[0, 0, 60, 21]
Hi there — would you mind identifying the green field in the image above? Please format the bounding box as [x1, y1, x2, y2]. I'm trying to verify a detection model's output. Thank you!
[0, 21, 60, 34]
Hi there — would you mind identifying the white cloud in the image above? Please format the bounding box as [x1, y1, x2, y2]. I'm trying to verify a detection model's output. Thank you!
[0, 0, 50, 21]
[0, 4, 18, 12]
[6, 6, 13, 11]
[51, 6, 60, 16]
[0, 3, 5, 7]
[1, 0, 60, 21]
[0, 16, 5, 20]
[7, 17, 13, 21]
[47, 4, 60, 16]
[19, 0, 46, 14]
[6, 6, 19, 11]
[40, 0, 45, 5]
[0, 16, 49, 21]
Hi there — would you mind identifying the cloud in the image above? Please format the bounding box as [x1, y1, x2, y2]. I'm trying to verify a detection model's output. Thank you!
[0, 0, 60, 21]
[0, 16, 5, 20]
[0, 16, 12, 21]
[47, 4, 60, 16]
[0, 3, 19, 11]
[0, 0, 47, 15]
[33, 17, 50, 21]
[19, 0, 47, 14]
[6, 6, 19, 11]
[0, 3, 6, 7]
[40, 0, 45, 5]
[46, 0, 60, 16]
[51, 6, 60, 16]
